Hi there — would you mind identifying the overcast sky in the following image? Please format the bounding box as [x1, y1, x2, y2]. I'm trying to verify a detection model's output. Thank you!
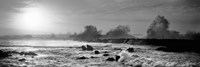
[0, 0, 199, 35]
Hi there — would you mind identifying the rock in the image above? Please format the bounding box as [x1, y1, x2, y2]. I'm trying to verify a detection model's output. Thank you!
[0, 64, 10, 67]
[86, 45, 94, 51]
[0, 50, 10, 59]
[90, 56, 98, 58]
[25, 52, 37, 56]
[103, 54, 109, 56]
[134, 64, 142, 67]
[19, 58, 26, 62]
[106, 57, 115, 61]
[76, 56, 89, 60]
[19, 52, 26, 56]
[113, 48, 122, 50]
[154, 65, 167, 67]
[81, 45, 94, 51]
[19, 52, 37, 57]
[126, 48, 134, 52]
[115, 55, 120, 61]
[132, 55, 139, 58]
[81, 45, 87, 51]
[94, 50, 100, 54]
[7, 51, 19, 54]
[103, 51, 109, 53]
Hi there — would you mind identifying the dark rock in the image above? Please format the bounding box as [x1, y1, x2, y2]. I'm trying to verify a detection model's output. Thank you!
[134, 64, 142, 67]
[81, 46, 87, 51]
[103, 54, 109, 56]
[94, 50, 100, 54]
[86, 45, 94, 51]
[19, 58, 26, 62]
[104, 45, 111, 47]
[115, 55, 120, 61]
[19, 52, 37, 57]
[0, 64, 10, 67]
[103, 51, 109, 53]
[25, 52, 37, 56]
[81, 45, 94, 51]
[113, 48, 122, 50]
[126, 48, 134, 52]
[76, 56, 89, 60]
[7, 51, 19, 54]
[106, 57, 115, 61]
[19, 52, 26, 55]
[0, 50, 10, 59]
[132, 55, 139, 58]
[90, 56, 98, 58]
[154, 65, 166, 67]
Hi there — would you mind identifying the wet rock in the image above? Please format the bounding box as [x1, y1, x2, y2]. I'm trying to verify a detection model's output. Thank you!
[81, 45, 87, 51]
[126, 48, 134, 52]
[0, 64, 10, 67]
[25, 52, 37, 56]
[106, 57, 115, 61]
[94, 50, 100, 54]
[19, 52, 37, 57]
[134, 64, 142, 67]
[115, 55, 120, 61]
[113, 48, 122, 50]
[86, 45, 94, 51]
[76, 56, 89, 60]
[103, 54, 109, 56]
[103, 51, 109, 53]
[0, 50, 10, 59]
[81, 45, 94, 51]
[7, 51, 19, 54]
[132, 55, 140, 58]
[19, 52, 26, 56]
[90, 56, 98, 58]
[19, 58, 26, 62]
[154, 65, 167, 67]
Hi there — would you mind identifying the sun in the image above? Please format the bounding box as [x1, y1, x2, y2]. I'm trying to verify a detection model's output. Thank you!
[14, 6, 52, 32]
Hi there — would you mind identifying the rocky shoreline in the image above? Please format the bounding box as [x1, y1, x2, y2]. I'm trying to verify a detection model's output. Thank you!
[0, 43, 200, 67]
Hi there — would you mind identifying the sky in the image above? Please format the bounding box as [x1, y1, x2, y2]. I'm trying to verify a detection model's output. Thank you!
[0, 0, 199, 35]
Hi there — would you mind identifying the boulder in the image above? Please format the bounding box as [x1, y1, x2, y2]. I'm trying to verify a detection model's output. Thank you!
[0, 50, 10, 59]
[94, 50, 100, 54]
[19, 58, 26, 62]
[86, 45, 94, 51]
[19, 52, 26, 56]
[115, 55, 120, 61]
[103, 54, 109, 56]
[76, 56, 89, 60]
[81, 45, 94, 51]
[81, 45, 87, 51]
[126, 48, 134, 52]
[90, 56, 98, 58]
[25, 52, 37, 56]
[132, 55, 139, 58]
[134, 64, 142, 67]
[113, 48, 122, 50]
[106, 57, 115, 61]
[103, 51, 109, 53]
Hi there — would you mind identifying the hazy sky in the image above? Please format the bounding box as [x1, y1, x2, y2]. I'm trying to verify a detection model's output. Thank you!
[0, 0, 200, 35]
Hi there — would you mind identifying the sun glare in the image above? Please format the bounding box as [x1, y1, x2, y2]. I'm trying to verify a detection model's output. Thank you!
[14, 6, 52, 32]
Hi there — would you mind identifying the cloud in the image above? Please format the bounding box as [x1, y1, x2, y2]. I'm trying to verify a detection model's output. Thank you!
[0, 0, 27, 13]
[183, 0, 200, 8]
[0, 0, 29, 29]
